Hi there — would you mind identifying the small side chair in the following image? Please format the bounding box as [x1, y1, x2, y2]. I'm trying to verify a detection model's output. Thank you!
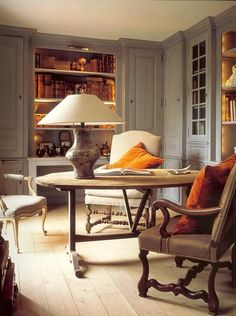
[0, 162, 47, 253]
[138, 163, 236, 315]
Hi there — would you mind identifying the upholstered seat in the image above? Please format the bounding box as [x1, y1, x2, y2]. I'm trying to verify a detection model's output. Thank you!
[0, 162, 47, 253]
[138, 163, 236, 315]
[85, 130, 162, 232]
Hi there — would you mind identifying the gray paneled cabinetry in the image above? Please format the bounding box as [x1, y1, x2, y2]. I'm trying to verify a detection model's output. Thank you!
[185, 18, 216, 167]
[0, 26, 34, 194]
[0, 36, 24, 158]
[162, 33, 186, 203]
[120, 40, 163, 137]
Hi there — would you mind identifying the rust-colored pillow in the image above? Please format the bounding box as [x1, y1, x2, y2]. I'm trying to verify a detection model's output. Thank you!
[106, 142, 164, 169]
[173, 154, 236, 234]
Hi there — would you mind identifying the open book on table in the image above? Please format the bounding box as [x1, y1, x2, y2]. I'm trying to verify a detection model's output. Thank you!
[167, 165, 191, 175]
[94, 167, 154, 176]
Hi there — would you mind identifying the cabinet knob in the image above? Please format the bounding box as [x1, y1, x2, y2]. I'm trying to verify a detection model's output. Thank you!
[130, 99, 133, 104]
[19, 95, 22, 99]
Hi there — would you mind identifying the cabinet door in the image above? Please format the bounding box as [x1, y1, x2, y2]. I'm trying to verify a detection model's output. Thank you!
[164, 43, 183, 158]
[127, 48, 162, 136]
[0, 36, 24, 158]
[186, 33, 211, 163]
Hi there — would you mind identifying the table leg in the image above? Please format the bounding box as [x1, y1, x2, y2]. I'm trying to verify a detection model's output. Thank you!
[68, 189, 83, 278]
[131, 189, 152, 232]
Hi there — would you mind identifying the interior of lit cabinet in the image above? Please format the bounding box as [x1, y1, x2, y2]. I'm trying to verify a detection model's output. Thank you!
[221, 30, 236, 159]
[33, 47, 116, 158]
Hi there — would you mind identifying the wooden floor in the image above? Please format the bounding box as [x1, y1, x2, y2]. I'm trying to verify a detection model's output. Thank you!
[5, 204, 236, 316]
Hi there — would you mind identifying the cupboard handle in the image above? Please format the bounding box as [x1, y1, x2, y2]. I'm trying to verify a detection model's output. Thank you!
[130, 99, 133, 104]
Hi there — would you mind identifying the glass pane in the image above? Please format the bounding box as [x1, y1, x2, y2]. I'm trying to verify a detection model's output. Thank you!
[192, 121, 198, 135]
[199, 57, 206, 71]
[199, 121, 206, 135]
[199, 41, 206, 56]
[199, 105, 206, 119]
[199, 73, 206, 87]
[192, 75, 198, 89]
[200, 89, 206, 103]
[193, 60, 198, 74]
[192, 106, 198, 119]
[192, 44, 198, 59]
[192, 91, 198, 105]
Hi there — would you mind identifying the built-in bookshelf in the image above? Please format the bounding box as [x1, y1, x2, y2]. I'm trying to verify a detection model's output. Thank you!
[221, 30, 236, 159]
[33, 47, 116, 157]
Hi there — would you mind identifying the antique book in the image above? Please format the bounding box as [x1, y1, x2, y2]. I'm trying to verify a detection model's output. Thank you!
[94, 167, 154, 176]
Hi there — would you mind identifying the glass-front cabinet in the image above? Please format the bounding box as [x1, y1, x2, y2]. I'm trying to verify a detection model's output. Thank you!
[186, 18, 215, 166]
[191, 40, 207, 136]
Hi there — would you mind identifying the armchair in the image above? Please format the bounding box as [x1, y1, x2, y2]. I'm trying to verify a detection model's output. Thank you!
[85, 130, 162, 233]
[138, 163, 236, 315]
[0, 162, 47, 253]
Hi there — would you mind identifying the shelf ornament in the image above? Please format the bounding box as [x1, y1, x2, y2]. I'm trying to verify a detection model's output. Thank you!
[226, 64, 236, 87]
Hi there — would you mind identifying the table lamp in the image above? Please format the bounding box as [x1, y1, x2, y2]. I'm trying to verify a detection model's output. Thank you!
[38, 94, 124, 179]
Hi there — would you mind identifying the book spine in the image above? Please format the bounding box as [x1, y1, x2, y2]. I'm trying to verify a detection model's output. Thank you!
[37, 74, 45, 98]
[44, 74, 52, 98]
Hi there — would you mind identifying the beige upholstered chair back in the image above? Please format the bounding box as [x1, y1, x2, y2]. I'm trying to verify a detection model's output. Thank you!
[211, 163, 236, 251]
[109, 130, 161, 164]
[0, 161, 6, 195]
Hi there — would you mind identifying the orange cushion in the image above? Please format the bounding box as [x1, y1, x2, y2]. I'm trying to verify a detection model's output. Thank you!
[173, 154, 236, 234]
[106, 142, 164, 169]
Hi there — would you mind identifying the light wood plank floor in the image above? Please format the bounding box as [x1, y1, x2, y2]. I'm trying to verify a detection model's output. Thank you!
[4, 204, 236, 316]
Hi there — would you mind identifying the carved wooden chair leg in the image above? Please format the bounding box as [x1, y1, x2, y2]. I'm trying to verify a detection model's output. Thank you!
[142, 208, 150, 228]
[86, 205, 93, 233]
[138, 249, 149, 297]
[208, 263, 219, 315]
[41, 206, 47, 235]
[231, 243, 236, 287]
[11, 218, 20, 253]
[175, 256, 185, 268]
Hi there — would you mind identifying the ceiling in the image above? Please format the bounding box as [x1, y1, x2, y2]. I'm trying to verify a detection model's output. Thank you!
[0, 0, 235, 42]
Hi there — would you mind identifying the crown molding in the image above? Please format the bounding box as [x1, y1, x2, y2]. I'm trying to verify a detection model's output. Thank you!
[0, 24, 36, 38]
[184, 16, 215, 40]
[119, 38, 162, 50]
[162, 31, 185, 49]
[31, 32, 120, 53]
[214, 4, 236, 29]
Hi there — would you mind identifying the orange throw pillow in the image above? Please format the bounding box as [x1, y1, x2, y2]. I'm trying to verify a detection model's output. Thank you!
[106, 142, 164, 169]
[173, 154, 236, 234]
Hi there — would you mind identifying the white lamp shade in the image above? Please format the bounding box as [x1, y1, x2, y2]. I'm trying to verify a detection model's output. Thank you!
[38, 94, 124, 126]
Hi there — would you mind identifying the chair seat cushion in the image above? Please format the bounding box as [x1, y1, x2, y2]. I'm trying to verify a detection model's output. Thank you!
[0, 195, 46, 217]
[139, 216, 212, 261]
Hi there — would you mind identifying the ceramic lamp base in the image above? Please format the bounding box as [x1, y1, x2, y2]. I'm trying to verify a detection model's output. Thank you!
[66, 127, 100, 179]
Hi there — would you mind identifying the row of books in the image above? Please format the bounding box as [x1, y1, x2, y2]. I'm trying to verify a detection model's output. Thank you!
[35, 53, 115, 74]
[35, 74, 115, 101]
[224, 95, 236, 122]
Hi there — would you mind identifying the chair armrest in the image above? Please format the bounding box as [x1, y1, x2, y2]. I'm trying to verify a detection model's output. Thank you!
[152, 198, 221, 238]
[3, 174, 36, 196]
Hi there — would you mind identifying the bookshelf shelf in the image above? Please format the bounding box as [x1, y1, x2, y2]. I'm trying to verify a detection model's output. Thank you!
[34, 67, 116, 78]
[222, 121, 236, 125]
